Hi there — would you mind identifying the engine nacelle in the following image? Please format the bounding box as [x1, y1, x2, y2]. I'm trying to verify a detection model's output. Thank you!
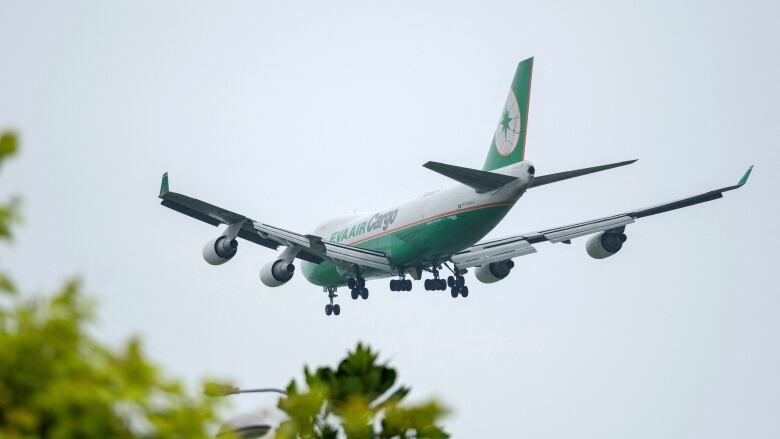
[475, 260, 515, 284]
[585, 231, 627, 259]
[202, 236, 238, 265]
[260, 259, 295, 287]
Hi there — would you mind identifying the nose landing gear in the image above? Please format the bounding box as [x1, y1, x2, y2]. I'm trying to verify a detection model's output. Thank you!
[324, 286, 341, 316]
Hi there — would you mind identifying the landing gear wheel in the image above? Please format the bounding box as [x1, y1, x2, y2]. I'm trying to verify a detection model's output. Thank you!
[405, 280, 412, 291]
[461, 286, 469, 297]
[325, 286, 339, 316]
[351, 289, 359, 300]
[347, 278, 356, 289]
[450, 287, 460, 298]
[360, 288, 369, 299]
[447, 276, 455, 288]
[424, 279, 431, 291]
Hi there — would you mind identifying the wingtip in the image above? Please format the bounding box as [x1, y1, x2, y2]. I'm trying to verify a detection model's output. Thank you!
[737, 165, 754, 187]
[159, 172, 170, 197]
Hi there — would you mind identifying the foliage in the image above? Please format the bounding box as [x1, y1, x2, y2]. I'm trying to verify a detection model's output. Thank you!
[0, 132, 20, 294]
[0, 131, 451, 438]
[0, 131, 230, 438]
[274, 344, 449, 439]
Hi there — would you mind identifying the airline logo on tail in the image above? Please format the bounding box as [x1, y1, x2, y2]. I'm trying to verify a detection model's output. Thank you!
[482, 57, 533, 171]
[494, 90, 521, 156]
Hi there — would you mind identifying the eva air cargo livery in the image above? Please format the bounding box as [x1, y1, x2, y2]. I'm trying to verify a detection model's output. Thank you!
[159, 58, 752, 316]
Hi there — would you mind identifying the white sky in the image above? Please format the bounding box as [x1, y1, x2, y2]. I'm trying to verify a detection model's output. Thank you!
[1, 0, 778, 437]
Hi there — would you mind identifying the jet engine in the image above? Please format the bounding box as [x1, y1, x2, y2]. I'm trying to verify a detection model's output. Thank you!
[475, 259, 515, 284]
[203, 236, 238, 265]
[585, 230, 627, 259]
[260, 259, 295, 287]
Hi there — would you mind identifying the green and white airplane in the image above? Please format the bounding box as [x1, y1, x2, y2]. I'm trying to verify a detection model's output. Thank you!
[159, 58, 752, 316]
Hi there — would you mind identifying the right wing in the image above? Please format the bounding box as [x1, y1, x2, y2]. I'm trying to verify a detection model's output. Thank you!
[158, 173, 392, 271]
[451, 166, 753, 269]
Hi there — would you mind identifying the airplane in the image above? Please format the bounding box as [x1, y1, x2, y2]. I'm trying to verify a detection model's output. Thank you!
[158, 57, 753, 316]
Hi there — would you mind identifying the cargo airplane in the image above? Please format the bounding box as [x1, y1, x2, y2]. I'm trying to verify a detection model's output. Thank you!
[159, 57, 752, 316]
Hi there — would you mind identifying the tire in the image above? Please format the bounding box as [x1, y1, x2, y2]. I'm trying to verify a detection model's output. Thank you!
[333, 304, 341, 315]
[347, 278, 356, 289]
[405, 280, 412, 291]
[325, 304, 333, 315]
[390, 280, 396, 291]
[361, 288, 369, 299]
[438, 279, 446, 290]
[447, 276, 455, 288]
[461, 286, 469, 297]
[424, 279, 430, 290]
[357, 278, 365, 289]
[351, 289, 358, 300]
[456, 276, 465, 287]
[450, 287, 459, 298]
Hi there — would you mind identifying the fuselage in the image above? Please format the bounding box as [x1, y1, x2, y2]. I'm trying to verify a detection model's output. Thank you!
[301, 161, 536, 286]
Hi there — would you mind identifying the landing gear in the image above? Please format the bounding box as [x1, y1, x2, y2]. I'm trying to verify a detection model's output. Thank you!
[424, 267, 447, 291]
[424, 279, 446, 290]
[448, 274, 468, 298]
[348, 276, 369, 300]
[324, 286, 341, 316]
[351, 287, 369, 300]
[390, 278, 412, 291]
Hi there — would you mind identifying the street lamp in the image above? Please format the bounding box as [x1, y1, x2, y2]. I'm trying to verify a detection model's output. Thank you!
[204, 383, 288, 397]
[206, 383, 287, 439]
[217, 414, 271, 439]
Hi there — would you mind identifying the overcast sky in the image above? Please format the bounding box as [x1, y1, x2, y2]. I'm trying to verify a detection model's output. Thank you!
[1, 0, 778, 437]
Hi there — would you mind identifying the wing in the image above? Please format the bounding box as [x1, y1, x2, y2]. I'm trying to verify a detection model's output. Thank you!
[158, 173, 392, 271]
[450, 166, 754, 269]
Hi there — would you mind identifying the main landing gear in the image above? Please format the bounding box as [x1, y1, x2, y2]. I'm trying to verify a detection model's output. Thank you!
[347, 277, 369, 300]
[324, 286, 341, 316]
[389, 278, 412, 291]
[389, 267, 413, 291]
[424, 267, 447, 291]
[425, 264, 468, 297]
[448, 274, 469, 298]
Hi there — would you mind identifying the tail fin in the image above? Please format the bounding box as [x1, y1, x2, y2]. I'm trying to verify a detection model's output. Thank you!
[482, 57, 534, 171]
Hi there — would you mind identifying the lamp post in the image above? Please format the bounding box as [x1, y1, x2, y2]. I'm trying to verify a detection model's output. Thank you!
[207, 384, 286, 438]
[224, 387, 288, 396]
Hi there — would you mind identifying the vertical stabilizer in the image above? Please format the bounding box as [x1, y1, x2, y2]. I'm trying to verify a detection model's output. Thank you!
[482, 57, 533, 171]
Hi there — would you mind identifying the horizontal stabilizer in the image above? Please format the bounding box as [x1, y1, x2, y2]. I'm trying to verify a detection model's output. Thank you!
[529, 159, 637, 188]
[423, 161, 517, 193]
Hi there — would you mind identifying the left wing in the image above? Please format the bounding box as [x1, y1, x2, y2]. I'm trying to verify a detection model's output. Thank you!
[451, 166, 753, 269]
[158, 173, 392, 271]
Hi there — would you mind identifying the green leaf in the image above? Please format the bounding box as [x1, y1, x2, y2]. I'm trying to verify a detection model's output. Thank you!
[0, 131, 18, 163]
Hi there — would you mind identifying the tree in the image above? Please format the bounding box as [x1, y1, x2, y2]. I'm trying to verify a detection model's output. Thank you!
[0, 131, 20, 294]
[274, 344, 449, 439]
[0, 132, 451, 438]
[0, 132, 231, 438]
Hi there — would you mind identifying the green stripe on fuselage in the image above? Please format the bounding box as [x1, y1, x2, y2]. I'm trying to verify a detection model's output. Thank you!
[301, 203, 513, 286]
